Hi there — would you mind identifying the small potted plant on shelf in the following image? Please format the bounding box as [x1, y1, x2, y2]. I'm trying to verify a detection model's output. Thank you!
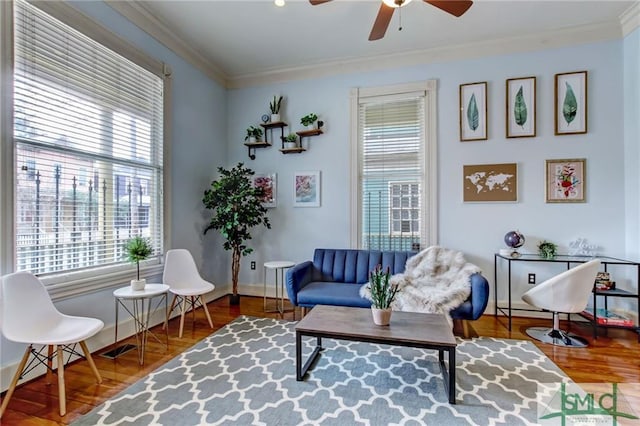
[300, 113, 318, 130]
[124, 235, 153, 291]
[245, 126, 263, 143]
[537, 240, 558, 259]
[269, 95, 283, 122]
[283, 133, 298, 149]
[366, 265, 400, 326]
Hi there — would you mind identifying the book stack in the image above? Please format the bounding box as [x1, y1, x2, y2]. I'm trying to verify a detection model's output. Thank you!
[581, 307, 634, 326]
[594, 271, 615, 290]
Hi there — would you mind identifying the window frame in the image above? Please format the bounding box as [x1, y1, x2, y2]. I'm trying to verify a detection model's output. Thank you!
[349, 81, 438, 250]
[388, 181, 421, 237]
[0, 0, 172, 299]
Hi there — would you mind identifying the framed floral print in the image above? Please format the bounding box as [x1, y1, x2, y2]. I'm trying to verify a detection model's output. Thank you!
[293, 171, 320, 207]
[555, 71, 588, 135]
[545, 158, 586, 203]
[459, 81, 488, 141]
[252, 173, 276, 208]
[506, 76, 536, 138]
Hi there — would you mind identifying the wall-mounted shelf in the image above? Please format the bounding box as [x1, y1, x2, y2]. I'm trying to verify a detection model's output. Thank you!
[279, 147, 306, 154]
[296, 129, 323, 137]
[244, 141, 271, 160]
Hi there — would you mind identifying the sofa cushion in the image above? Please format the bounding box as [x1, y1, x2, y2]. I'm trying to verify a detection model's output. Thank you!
[313, 249, 414, 284]
[297, 281, 371, 308]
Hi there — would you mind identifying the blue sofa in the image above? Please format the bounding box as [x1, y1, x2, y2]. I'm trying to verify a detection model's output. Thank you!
[285, 248, 490, 323]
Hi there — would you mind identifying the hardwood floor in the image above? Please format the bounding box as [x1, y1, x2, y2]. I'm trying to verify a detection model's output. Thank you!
[1, 295, 639, 425]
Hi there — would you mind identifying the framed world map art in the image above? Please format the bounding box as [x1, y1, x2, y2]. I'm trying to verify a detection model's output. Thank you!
[463, 163, 518, 202]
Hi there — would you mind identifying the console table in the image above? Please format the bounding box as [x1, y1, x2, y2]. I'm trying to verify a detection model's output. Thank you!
[494, 253, 640, 339]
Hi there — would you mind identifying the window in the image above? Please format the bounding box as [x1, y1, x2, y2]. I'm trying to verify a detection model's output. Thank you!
[350, 81, 437, 251]
[9, 0, 166, 281]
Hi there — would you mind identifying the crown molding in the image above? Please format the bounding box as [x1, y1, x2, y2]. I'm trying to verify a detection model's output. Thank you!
[620, 1, 640, 37]
[104, 0, 228, 87]
[228, 20, 622, 89]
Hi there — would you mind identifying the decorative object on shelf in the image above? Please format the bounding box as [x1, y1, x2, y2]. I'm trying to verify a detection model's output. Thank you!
[545, 158, 586, 203]
[366, 265, 399, 326]
[594, 272, 615, 291]
[293, 170, 321, 207]
[555, 70, 587, 135]
[124, 235, 153, 291]
[203, 163, 271, 305]
[506, 76, 536, 138]
[463, 163, 517, 202]
[261, 114, 270, 123]
[537, 240, 558, 259]
[284, 132, 298, 149]
[568, 237, 598, 256]
[504, 230, 525, 257]
[252, 173, 277, 208]
[245, 125, 264, 143]
[459, 81, 488, 141]
[269, 95, 283, 123]
[300, 113, 318, 130]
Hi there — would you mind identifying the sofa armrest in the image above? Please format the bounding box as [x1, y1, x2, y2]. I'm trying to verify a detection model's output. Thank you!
[285, 261, 314, 306]
[469, 272, 490, 320]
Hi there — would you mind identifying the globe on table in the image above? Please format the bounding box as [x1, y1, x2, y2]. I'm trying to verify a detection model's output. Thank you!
[504, 231, 525, 257]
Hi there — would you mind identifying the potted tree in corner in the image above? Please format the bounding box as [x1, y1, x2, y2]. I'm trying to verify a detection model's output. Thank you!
[203, 163, 271, 305]
[124, 235, 153, 291]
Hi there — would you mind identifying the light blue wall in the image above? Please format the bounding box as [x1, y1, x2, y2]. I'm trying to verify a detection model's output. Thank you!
[624, 27, 640, 260]
[228, 40, 628, 304]
[1, 2, 227, 371]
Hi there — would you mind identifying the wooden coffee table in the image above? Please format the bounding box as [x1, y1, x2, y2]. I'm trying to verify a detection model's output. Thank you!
[295, 305, 458, 404]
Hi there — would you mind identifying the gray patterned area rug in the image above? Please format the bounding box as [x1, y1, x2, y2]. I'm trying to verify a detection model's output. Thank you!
[75, 316, 569, 425]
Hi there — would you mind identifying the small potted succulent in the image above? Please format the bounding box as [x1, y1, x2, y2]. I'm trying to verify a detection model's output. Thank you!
[300, 113, 318, 130]
[367, 265, 400, 326]
[124, 235, 153, 291]
[269, 95, 283, 122]
[245, 126, 263, 143]
[537, 240, 558, 259]
[283, 133, 298, 149]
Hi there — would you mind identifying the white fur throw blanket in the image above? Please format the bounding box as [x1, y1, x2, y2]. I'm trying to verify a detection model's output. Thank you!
[360, 246, 481, 326]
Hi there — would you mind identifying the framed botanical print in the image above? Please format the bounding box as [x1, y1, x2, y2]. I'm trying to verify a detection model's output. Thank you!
[252, 173, 276, 208]
[545, 158, 586, 203]
[506, 76, 536, 138]
[555, 71, 588, 135]
[459, 81, 488, 141]
[293, 171, 321, 207]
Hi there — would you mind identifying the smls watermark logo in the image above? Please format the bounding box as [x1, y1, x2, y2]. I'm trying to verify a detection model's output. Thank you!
[538, 383, 640, 425]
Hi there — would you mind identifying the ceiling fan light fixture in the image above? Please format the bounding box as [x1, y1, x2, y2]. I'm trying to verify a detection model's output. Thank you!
[274, 0, 285, 7]
[381, 0, 412, 8]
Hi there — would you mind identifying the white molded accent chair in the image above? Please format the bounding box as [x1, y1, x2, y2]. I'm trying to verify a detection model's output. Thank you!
[162, 249, 215, 338]
[521, 259, 601, 347]
[0, 271, 104, 417]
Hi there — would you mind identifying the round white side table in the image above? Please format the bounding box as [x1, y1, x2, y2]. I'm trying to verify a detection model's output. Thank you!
[113, 283, 169, 365]
[263, 261, 295, 315]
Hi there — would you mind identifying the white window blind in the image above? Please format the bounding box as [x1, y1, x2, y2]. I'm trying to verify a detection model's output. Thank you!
[358, 95, 425, 251]
[13, 0, 164, 275]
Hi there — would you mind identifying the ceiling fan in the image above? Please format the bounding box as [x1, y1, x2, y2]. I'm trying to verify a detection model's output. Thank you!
[309, 0, 473, 41]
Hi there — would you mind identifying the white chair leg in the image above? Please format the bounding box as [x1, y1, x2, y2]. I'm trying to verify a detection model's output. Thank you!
[200, 295, 214, 329]
[56, 345, 66, 416]
[79, 341, 102, 384]
[179, 297, 187, 338]
[0, 345, 32, 419]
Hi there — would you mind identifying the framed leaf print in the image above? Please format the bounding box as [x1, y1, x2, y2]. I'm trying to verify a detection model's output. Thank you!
[545, 158, 586, 203]
[555, 71, 587, 135]
[459, 81, 488, 141]
[506, 77, 536, 138]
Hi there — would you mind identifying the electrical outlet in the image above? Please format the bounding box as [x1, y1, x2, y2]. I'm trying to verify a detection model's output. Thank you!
[528, 273, 536, 284]
[250, 261, 256, 270]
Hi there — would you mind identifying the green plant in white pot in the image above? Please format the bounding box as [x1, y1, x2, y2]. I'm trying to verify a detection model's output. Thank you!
[367, 265, 400, 326]
[269, 95, 283, 122]
[245, 125, 263, 143]
[300, 113, 318, 129]
[124, 235, 153, 291]
[283, 132, 298, 149]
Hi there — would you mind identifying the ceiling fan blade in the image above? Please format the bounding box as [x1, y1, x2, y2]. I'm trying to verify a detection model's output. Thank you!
[369, 3, 395, 41]
[424, 0, 473, 17]
[309, 0, 333, 5]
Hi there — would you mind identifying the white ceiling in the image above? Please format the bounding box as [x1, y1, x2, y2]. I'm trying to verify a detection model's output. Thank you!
[130, 0, 636, 85]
